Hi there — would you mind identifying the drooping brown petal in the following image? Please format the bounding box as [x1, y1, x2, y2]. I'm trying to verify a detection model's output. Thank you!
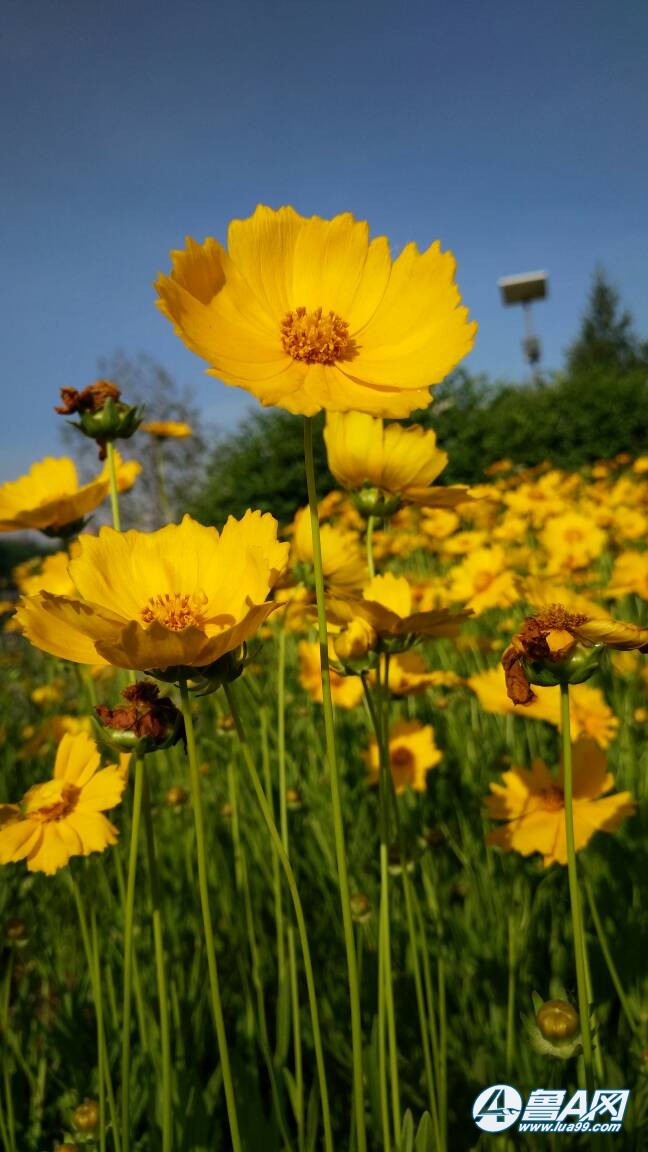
[55, 380, 121, 415]
[502, 643, 537, 705]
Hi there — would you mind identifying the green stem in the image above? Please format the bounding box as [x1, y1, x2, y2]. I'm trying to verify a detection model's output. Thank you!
[121, 753, 144, 1152]
[506, 911, 516, 1078]
[224, 680, 334, 1152]
[363, 669, 402, 1145]
[106, 441, 122, 531]
[303, 416, 366, 1152]
[366, 515, 376, 579]
[583, 870, 638, 1035]
[277, 628, 304, 1145]
[69, 873, 121, 1152]
[179, 679, 242, 1152]
[154, 440, 171, 524]
[560, 683, 595, 1093]
[141, 764, 173, 1152]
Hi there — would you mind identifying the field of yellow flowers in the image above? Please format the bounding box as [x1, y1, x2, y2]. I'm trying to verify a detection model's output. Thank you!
[1, 207, 647, 1152]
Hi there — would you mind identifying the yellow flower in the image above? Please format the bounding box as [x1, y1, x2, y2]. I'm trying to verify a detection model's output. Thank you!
[156, 205, 476, 417]
[0, 453, 141, 535]
[608, 551, 648, 600]
[372, 650, 463, 696]
[484, 740, 635, 867]
[290, 507, 366, 590]
[17, 513, 288, 673]
[329, 572, 470, 651]
[14, 548, 78, 599]
[323, 412, 470, 511]
[540, 511, 606, 573]
[0, 731, 128, 875]
[363, 720, 442, 793]
[470, 666, 619, 747]
[140, 421, 193, 439]
[298, 640, 364, 709]
[447, 546, 519, 615]
[420, 508, 460, 540]
[30, 683, 64, 707]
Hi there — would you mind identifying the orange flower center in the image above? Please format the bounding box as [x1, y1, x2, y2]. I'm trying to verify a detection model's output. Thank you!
[390, 745, 415, 786]
[564, 528, 584, 543]
[280, 306, 356, 364]
[141, 592, 207, 631]
[473, 571, 495, 594]
[541, 785, 564, 811]
[533, 604, 589, 632]
[32, 783, 80, 823]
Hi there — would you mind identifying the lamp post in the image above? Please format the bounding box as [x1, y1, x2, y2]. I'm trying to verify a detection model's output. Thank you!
[498, 271, 549, 380]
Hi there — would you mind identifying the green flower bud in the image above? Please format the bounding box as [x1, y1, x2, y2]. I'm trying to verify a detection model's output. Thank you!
[352, 486, 401, 519]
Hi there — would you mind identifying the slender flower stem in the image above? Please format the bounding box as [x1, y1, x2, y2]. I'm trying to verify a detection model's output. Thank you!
[106, 441, 122, 531]
[366, 515, 376, 579]
[69, 873, 121, 1152]
[121, 753, 144, 1152]
[363, 666, 401, 1143]
[583, 870, 638, 1035]
[506, 911, 516, 1079]
[560, 683, 596, 1093]
[224, 680, 334, 1152]
[303, 416, 366, 1152]
[277, 628, 304, 1147]
[141, 764, 173, 1152]
[179, 679, 242, 1152]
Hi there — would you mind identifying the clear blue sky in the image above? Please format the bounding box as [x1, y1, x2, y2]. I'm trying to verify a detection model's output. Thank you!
[2, 0, 647, 482]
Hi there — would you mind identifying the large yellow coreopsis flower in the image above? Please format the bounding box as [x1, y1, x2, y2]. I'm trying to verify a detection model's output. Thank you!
[17, 513, 289, 673]
[323, 412, 470, 512]
[363, 720, 442, 793]
[156, 205, 476, 417]
[0, 453, 140, 535]
[484, 740, 635, 867]
[0, 731, 128, 875]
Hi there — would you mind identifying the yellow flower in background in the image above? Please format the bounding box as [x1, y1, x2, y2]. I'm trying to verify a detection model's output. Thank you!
[141, 421, 193, 439]
[632, 456, 648, 475]
[608, 551, 648, 600]
[17, 513, 289, 673]
[30, 683, 64, 707]
[290, 507, 366, 590]
[540, 511, 606, 573]
[468, 667, 619, 748]
[324, 412, 471, 511]
[420, 508, 460, 540]
[517, 577, 605, 621]
[156, 204, 476, 417]
[364, 720, 442, 793]
[0, 453, 140, 535]
[441, 529, 488, 556]
[298, 640, 364, 709]
[0, 731, 128, 875]
[371, 650, 463, 695]
[14, 548, 78, 599]
[484, 740, 635, 867]
[503, 474, 566, 526]
[447, 546, 519, 615]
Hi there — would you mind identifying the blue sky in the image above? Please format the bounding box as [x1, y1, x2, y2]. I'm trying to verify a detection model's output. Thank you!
[2, 0, 647, 482]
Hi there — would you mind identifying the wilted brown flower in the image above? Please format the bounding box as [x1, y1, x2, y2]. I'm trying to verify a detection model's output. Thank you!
[55, 380, 121, 416]
[96, 681, 184, 748]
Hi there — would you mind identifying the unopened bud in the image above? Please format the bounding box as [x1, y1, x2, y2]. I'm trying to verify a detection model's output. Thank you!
[72, 1099, 100, 1134]
[333, 619, 377, 667]
[523, 643, 604, 689]
[165, 786, 188, 808]
[352, 486, 401, 519]
[536, 999, 580, 1040]
[350, 893, 372, 923]
[286, 787, 302, 810]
